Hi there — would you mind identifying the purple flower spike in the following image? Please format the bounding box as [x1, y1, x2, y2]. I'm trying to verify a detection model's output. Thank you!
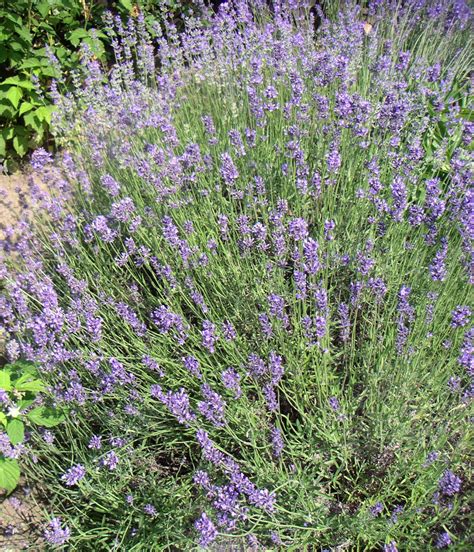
[435, 531, 452, 549]
[438, 470, 462, 496]
[44, 517, 70, 546]
[451, 306, 471, 328]
[61, 464, 86, 486]
[194, 512, 218, 547]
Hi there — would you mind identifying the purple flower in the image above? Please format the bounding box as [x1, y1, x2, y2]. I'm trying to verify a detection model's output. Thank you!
[31, 147, 53, 170]
[152, 385, 196, 425]
[61, 464, 86, 486]
[100, 174, 120, 197]
[423, 451, 439, 467]
[438, 470, 461, 496]
[338, 302, 351, 342]
[324, 219, 335, 241]
[435, 531, 451, 548]
[183, 355, 202, 379]
[221, 367, 242, 398]
[429, 239, 448, 281]
[384, 542, 398, 552]
[222, 320, 236, 341]
[44, 517, 70, 546]
[451, 306, 471, 328]
[202, 320, 218, 353]
[198, 384, 226, 427]
[270, 426, 284, 457]
[370, 501, 383, 517]
[329, 396, 340, 411]
[144, 504, 157, 516]
[88, 435, 102, 450]
[220, 152, 239, 185]
[288, 218, 309, 241]
[102, 451, 119, 471]
[194, 512, 217, 547]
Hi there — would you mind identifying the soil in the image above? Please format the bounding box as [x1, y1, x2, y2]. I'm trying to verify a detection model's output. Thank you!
[0, 482, 44, 551]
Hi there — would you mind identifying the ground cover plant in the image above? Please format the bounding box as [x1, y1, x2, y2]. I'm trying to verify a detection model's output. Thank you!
[0, 0, 473, 549]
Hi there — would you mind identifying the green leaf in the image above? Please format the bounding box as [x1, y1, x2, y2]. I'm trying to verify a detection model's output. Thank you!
[0, 135, 5, 158]
[14, 378, 45, 393]
[68, 28, 89, 47]
[0, 412, 7, 428]
[13, 134, 28, 157]
[0, 458, 21, 493]
[0, 370, 11, 391]
[1, 77, 35, 90]
[17, 399, 34, 410]
[4, 86, 23, 109]
[34, 105, 54, 125]
[37, 1, 50, 18]
[23, 110, 41, 132]
[27, 406, 65, 428]
[119, 0, 133, 11]
[7, 419, 25, 445]
[0, 101, 15, 119]
[19, 101, 35, 115]
[19, 57, 48, 69]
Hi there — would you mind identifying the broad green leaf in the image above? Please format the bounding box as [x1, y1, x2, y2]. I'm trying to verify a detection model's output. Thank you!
[0, 101, 15, 119]
[7, 360, 37, 374]
[20, 57, 49, 69]
[1, 77, 35, 90]
[0, 135, 5, 157]
[19, 101, 34, 115]
[1, 127, 15, 140]
[13, 134, 28, 157]
[68, 28, 89, 47]
[7, 419, 24, 445]
[34, 105, 54, 124]
[0, 370, 11, 391]
[23, 110, 41, 132]
[14, 378, 45, 393]
[119, 0, 133, 11]
[37, 1, 50, 18]
[4, 86, 22, 109]
[0, 458, 21, 493]
[14, 26, 32, 44]
[27, 406, 65, 428]
[0, 412, 7, 427]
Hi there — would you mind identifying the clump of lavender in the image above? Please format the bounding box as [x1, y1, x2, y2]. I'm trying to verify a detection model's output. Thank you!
[0, 0, 472, 550]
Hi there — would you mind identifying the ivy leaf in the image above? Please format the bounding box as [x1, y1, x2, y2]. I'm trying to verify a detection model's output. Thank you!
[4, 86, 23, 109]
[7, 419, 25, 445]
[27, 406, 65, 428]
[0, 458, 21, 493]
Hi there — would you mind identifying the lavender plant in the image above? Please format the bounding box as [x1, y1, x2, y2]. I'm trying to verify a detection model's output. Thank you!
[0, 0, 473, 549]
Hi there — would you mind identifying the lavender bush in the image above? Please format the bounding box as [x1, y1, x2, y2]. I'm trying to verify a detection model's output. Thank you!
[1, 0, 473, 549]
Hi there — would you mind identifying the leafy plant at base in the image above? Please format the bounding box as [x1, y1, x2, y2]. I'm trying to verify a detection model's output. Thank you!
[0, 0, 195, 169]
[0, 360, 64, 493]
